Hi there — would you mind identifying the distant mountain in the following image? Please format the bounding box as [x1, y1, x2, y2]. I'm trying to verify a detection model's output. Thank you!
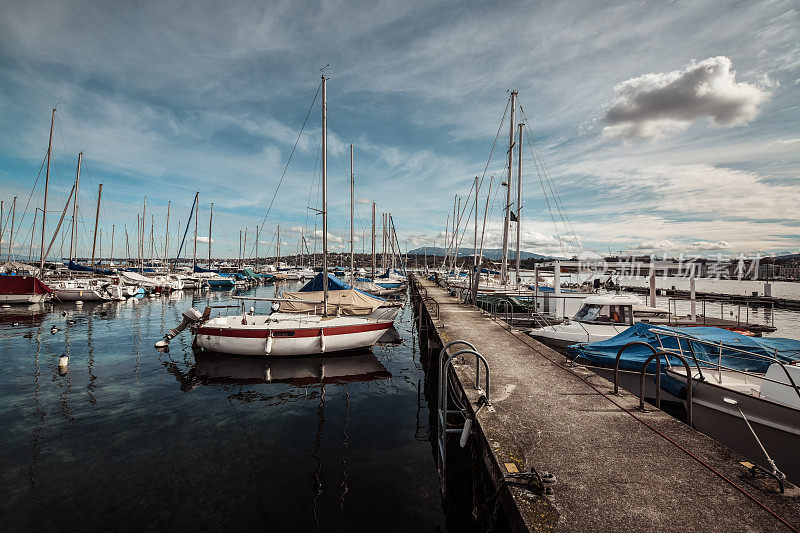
[407, 247, 550, 260]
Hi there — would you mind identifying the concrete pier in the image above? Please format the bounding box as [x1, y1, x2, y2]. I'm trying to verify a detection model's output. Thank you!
[412, 277, 800, 532]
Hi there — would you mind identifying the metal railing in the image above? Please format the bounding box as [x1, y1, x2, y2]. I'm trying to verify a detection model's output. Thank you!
[612, 341, 694, 425]
[652, 329, 800, 403]
[437, 340, 491, 486]
[667, 297, 775, 328]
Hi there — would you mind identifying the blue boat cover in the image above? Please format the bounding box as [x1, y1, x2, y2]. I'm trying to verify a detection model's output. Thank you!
[194, 265, 218, 273]
[68, 260, 93, 272]
[566, 323, 800, 397]
[68, 261, 115, 274]
[299, 273, 384, 301]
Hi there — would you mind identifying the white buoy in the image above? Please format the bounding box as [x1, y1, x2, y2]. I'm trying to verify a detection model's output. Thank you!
[75, 300, 83, 306]
[58, 354, 69, 375]
[1, 304, 11, 308]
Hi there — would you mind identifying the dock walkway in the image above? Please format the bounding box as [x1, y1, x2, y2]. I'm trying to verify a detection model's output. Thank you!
[415, 278, 800, 532]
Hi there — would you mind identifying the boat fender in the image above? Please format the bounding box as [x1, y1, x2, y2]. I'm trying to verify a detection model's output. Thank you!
[265, 331, 273, 355]
[319, 328, 326, 353]
[459, 418, 472, 447]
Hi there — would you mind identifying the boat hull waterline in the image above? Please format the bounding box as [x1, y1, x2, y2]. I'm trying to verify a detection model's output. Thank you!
[195, 319, 393, 356]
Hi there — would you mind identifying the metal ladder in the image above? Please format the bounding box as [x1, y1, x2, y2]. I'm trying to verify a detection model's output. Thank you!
[436, 340, 491, 487]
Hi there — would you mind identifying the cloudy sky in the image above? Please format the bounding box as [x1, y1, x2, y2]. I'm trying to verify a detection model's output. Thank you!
[0, 0, 798, 260]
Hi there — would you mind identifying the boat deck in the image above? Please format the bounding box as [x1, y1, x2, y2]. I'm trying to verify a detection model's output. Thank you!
[414, 278, 800, 532]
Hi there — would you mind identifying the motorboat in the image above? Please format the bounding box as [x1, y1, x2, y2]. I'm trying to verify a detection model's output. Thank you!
[528, 294, 642, 350]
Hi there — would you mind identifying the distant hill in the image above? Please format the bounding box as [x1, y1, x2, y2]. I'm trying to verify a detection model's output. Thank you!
[407, 247, 550, 261]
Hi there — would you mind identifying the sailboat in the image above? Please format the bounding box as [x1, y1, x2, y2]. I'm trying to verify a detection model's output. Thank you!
[0, 107, 58, 304]
[192, 73, 395, 357]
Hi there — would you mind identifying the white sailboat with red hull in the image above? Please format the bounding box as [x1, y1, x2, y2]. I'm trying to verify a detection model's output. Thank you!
[189, 71, 397, 357]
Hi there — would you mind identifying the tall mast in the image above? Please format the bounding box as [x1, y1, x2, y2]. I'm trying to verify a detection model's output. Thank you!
[321, 72, 329, 314]
[149, 215, 154, 265]
[208, 202, 213, 266]
[276, 224, 280, 266]
[238, 230, 242, 268]
[7, 197, 16, 261]
[68, 152, 81, 263]
[90, 184, 102, 267]
[474, 176, 478, 281]
[141, 197, 146, 272]
[501, 91, 516, 285]
[256, 225, 259, 269]
[125, 226, 129, 264]
[110, 224, 115, 264]
[30, 209, 38, 261]
[243, 227, 247, 269]
[1, 201, 3, 260]
[371, 202, 376, 280]
[349, 143, 354, 280]
[164, 200, 171, 268]
[515, 121, 523, 286]
[192, 192, 199, 272]
[39, 107, 56, 274]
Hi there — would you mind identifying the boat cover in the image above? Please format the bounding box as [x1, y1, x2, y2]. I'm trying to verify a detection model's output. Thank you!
[566, 322, 800, 396]
[280, 288, 384, 316]
[120, 271, 160, 287]
[193, 265, 218, 273]
[298, 273, 384, 300]
[68, 260, 115, 274]
[0, 275, 54, 294]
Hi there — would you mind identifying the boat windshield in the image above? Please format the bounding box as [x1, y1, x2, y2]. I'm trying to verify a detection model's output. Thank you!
[573, 304, 632, 325]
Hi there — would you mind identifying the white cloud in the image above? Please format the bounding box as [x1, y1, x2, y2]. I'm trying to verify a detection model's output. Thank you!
[602, 56, 770, 141]
[195, 236, 214, 244]
[687, 240, 730, 251]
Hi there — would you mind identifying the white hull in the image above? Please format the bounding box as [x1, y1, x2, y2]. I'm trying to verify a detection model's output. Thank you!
[0, 293, 49, 304]
[55, 287, 110, 302]
[195, 313, 393, 357]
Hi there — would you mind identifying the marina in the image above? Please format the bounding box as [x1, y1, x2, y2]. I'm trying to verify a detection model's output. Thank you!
[2, 1, 800, 530]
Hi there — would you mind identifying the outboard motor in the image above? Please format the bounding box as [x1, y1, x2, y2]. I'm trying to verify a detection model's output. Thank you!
[155, 307, 204, 349]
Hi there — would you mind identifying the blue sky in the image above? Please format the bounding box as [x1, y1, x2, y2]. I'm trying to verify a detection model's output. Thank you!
[0, 0, 798, 261]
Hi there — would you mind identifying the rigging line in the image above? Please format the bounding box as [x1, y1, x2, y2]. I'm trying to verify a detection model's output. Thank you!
[518, 103, 580, 255]
[517, 102, 576, 250]
[252, 81, 322, 256]
[516, 108, 567, 258]
[530, 131, 578, 255]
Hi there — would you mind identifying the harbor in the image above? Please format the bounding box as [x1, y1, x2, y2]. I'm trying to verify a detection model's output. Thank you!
[2, 1, 800, 531]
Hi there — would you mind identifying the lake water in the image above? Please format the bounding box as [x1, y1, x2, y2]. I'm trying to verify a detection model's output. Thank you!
[0, 283, 468, 531]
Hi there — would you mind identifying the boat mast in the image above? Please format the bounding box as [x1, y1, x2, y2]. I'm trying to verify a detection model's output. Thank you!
[90, 183, 102, 267]
[243, 227, 247, 269]
[164, 200, 171, 269]
[256, 225, 259, 270]
[515, 121, 523, 286]
[39, 107, 56, 275]
[473, 176, 478, 294]
[501, 91, 516, 285]
[276, 224, 280, 267]
[68, 151, 81, 263]
[7, 197, 16, 261]
[149, 215, 154, 266]
[371, 202, 376, 280]
[192, 192, 199, 272]
[350, 143, 354, 281]
[30, 209, 38, 261]
[321, 71, 329, 315]
[208, 202, 213, 267]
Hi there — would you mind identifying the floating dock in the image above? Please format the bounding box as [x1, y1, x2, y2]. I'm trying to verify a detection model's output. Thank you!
[412, 276, 800, 532]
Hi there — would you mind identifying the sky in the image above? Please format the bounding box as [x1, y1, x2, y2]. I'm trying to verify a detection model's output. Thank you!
[0, 0, 798, 261]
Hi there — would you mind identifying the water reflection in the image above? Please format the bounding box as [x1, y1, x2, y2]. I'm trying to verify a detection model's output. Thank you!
[166, 350, 391, 387]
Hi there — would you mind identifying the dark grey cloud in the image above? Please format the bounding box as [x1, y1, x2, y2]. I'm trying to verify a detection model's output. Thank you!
[602, 56, 769, 141]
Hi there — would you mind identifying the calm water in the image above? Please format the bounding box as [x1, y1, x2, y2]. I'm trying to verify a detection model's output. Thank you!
[0, 283, 454, 531]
